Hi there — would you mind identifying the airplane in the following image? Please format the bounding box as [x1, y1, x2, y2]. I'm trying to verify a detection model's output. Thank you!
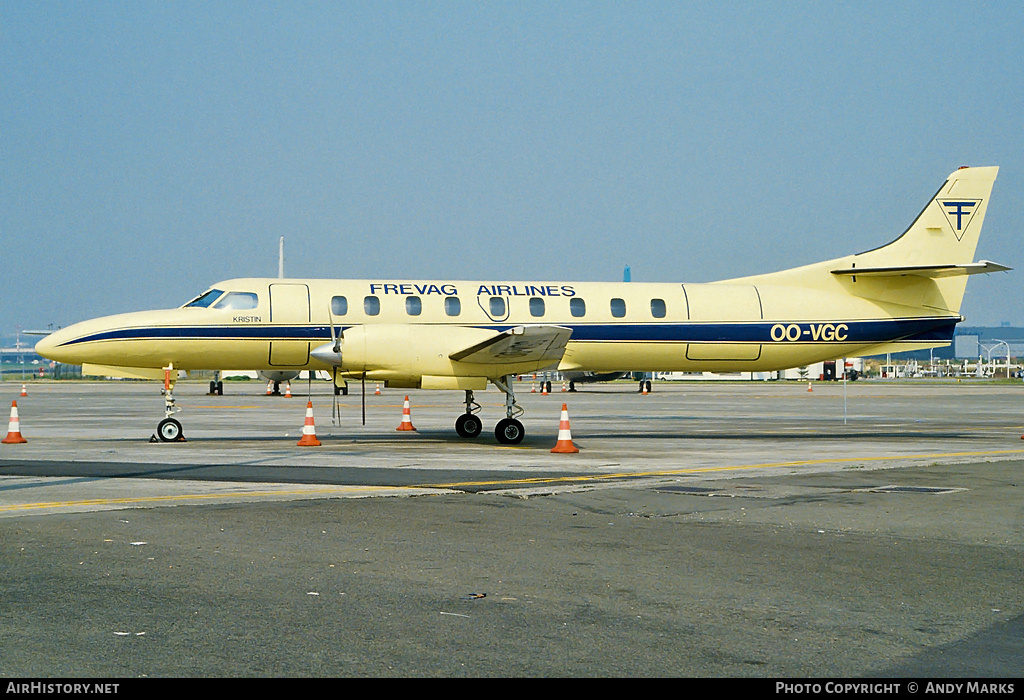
[36, 165, 1007, 444]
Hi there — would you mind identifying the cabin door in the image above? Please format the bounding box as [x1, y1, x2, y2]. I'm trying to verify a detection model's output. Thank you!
[268, 283, 311, 366]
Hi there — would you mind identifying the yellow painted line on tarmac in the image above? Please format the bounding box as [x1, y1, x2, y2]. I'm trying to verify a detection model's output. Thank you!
[422, 448, 1024, 490]
[0, 485, 445, 513]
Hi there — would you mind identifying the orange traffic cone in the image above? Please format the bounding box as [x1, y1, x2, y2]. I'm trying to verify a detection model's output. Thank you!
[20, 384, 27, 397]
[284, 383, 292, 398]
[561, 381, 567, 392]
[296, 401, 321, 446]
[375, 383, 381, 396]
[807, 381, 813, 392]
[396, 396, 417, 431]
[2, 401, 27, 444]
[265, 381, 274, 396]
[530, 383, 537, 393]
[541, 382, 549, 396]
[551, 403, 579, 453]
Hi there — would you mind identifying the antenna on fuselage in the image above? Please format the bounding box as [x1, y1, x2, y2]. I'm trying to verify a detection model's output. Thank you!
[278, 236, 284, 279]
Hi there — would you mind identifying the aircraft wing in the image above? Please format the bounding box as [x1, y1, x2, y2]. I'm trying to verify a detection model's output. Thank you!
[449, 325, 572, 366]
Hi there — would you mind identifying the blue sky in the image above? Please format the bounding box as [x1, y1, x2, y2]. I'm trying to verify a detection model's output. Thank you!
[3, 1, 1022, 337]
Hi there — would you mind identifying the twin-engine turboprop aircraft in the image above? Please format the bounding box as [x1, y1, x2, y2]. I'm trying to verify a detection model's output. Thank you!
[36, 166, 1007, 444]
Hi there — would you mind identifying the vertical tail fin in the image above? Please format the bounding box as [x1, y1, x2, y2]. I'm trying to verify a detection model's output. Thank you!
[854, 165, 998, 268]
[729, 166, 1004, 317]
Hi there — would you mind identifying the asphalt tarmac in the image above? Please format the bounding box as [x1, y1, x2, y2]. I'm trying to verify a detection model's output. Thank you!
[1, 378, 1022, 677]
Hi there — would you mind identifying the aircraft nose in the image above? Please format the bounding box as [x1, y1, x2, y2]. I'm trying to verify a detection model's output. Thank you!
[34, 334, 55, 356]
[34, 330, 65, 361]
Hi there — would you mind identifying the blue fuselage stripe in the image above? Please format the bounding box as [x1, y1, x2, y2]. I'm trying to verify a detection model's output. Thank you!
[58, 317, 958, 347]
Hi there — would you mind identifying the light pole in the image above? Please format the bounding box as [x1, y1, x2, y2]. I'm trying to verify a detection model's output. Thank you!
[984, 341, 1011, 379]
[992, 340, 1011, 379]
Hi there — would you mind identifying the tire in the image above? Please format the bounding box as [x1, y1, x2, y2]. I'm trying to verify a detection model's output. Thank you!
[455, 413, 483, 438]
[495, 418, 525, 445]
[157, 418, 183, 442]
[216, 381, 224, 395]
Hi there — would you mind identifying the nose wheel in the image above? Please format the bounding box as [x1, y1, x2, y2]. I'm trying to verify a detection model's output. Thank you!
[156, 417, 184, 442]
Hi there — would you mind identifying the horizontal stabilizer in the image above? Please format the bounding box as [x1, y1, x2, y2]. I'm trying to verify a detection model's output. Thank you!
[449, 325, 572, 365]
[831, 260, 1011, 279]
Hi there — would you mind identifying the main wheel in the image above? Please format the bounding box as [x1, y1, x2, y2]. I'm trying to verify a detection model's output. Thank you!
[216, 381, 224, 395]
[455, 413, 483, 438]
[495, 418, 525, 445]
[156, 417, 183, 442]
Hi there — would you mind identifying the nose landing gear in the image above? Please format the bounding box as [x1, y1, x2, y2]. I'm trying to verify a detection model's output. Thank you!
[151, 366, 186, 443]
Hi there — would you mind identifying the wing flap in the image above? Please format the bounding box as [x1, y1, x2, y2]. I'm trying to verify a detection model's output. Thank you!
[449, 325, 572, 365]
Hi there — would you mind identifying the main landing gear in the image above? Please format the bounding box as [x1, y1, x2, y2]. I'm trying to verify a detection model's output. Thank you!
[491, 376, 525, 445]
[152, 365, 185, 442]
[455, 390, 483, 438]
[208, 370, 224, 396]
[452, 378, 525, 444]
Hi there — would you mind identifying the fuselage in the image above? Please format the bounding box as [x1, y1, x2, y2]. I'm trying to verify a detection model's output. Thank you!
[36, 276, 958, 387]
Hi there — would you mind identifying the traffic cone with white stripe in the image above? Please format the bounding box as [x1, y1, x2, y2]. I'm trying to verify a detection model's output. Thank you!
[296, 400, 321, 446]
[285, 383, 292, 398]
[2, 401, 27, 444]
[266, 381, 274, 396]
[396, 396, 417, 431]
[20, 384, 27, 397]
[550, 403, 579, 453]
[375, 383, 381, 396]
[807, 381, 813, 392]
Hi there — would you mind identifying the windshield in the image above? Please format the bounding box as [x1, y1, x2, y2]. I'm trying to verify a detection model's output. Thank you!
[213, 292, 259, 310]
[183, 289, 225, 308]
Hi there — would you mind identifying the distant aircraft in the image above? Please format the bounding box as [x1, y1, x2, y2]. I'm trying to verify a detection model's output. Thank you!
[37, 166, 1007, 444]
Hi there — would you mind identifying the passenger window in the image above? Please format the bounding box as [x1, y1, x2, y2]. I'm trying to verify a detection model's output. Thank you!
[406, 296, 422, 316]
[331, 296, 348, 316]
[489, 297, 506, 317]
[445, 296, 461, 317]
[651, 298, 666, 318]
[610, 298, 626, 318]
[570, 298, 586, 318]
[529, 297, 545, 317]
[214, 292, 259, 310]
[364, 296, 380, 316]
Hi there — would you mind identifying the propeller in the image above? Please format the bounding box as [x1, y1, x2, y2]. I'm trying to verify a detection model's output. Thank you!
[328, 304, 341, 425]
[328, 304, 341, 354]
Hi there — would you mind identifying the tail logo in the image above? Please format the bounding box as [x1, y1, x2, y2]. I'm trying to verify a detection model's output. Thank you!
[937, 199, 982, 241]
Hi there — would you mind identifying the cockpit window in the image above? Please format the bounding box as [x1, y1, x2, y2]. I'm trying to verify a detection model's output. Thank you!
[213, 292, 259, 310]
[184, 289, 225, 308]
